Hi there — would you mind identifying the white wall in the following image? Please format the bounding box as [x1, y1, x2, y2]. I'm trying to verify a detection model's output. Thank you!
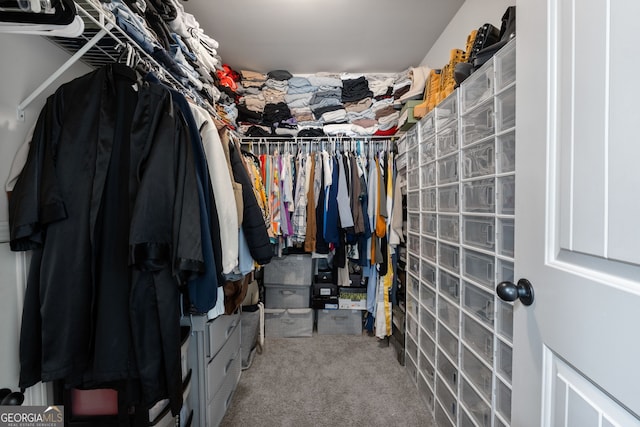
[0, 33, 89, 394]
[420, 0, 514, 69]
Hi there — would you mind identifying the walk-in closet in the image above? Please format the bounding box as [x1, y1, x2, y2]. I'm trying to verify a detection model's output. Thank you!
[2, 0, 640, 426]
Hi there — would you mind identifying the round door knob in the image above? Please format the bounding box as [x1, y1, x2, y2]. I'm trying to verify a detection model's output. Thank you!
[496, 278, 534, 306]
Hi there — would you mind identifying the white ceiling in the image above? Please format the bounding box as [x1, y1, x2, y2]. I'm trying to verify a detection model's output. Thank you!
[182, 0, 465, 75]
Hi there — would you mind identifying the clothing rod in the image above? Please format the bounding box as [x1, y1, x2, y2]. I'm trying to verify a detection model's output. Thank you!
[238, 136, 399, 141]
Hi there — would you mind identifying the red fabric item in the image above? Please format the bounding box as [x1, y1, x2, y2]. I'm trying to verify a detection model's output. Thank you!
[374, 126, 398, 136]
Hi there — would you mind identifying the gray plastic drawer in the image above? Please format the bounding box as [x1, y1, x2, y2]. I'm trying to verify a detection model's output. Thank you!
[421, 260, 436, 287]
[462, 313, 493, 364]
[407, 146, 419, 170]
[438, 214, 459, 243]
[439, 243, 459, 273]
[406, 309, 419, 339]
[408, 190, 420, 212]
[495, 37, 516, 91]
[417, 370, 435, 411]
[408, 212, 420, 233]
[408, 272, 420, 298]
[499, 218, 515, 257]
[497, 300, 513, 342]
[438, 184, 459, 212]
[461, 99, 495, 146]
[438, 321, 459, 361]
[436, 90, 458, 129]
[408, 169, 419, 190]
[461, 377, 491, 427]
[438, 154, 459, 185]
[420, 111, 436, 141]
[407, 293, 419, 319]
[420, 305, 436, 337]
[499, 259, 514, 284]
[406, 334, 419, 363]
[317, 309, 362, 335]
[496, 379, 512, 422]
[264, 308, 314, 338]
[435, 401, 455, 427]
[462, 178, 495, 213]
[496, 85, 516, 132]
[463, 216, 495, 251]
[462, 249, 495, 288]
[421, 137, 436, 164]
[421, 237, 437, 262]
[264, 283, 311, 309]
[439, 270, 460, 303]
[461, 63, 494, 114]
[437, 350, 458, 393]
[264, 254, 313, 286]
[420, 327, 436, 363]
[421, 162, 436, 188]
[462, 345, 492, 400]
[408, 254, 420, 276]
[420, 280, 437, 315]
[438, 297, 459, 334]
[407, 127, 418, 149]
[422, 213, 437, 236]
[462, 140, 495, 179]
[422, 188, 437, 211]
[406, 349, 417, 384]
[498, 131, 516, 174]
[498, 175, 515, 215]
[437, 122, 458, 158]
[207, 321, 241, 402]
[207, 312, 240, 360]
[462, 281, 494, 327]
[408, 233, 420, 254]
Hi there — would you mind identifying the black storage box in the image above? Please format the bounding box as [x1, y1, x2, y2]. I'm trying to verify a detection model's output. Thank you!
[311, 295, 339, 310]
[313, 282, 338, 297]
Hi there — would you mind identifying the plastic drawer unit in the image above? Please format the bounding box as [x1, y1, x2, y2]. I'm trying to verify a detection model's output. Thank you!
[461, 62, 494, 114]
[420, 110, 436, 141]
[496, 85, 515, 132]
[436, 373, 458, 423]
[422, 188, 437, 211]
[438, 297, 459, 334]
[406, 351, 418, 383]
[498, 218, 515, 257]
[437, 122, 458, 158]
[421, 137, 436, 165]
[422, 213, 437, 237]
[461, 99, 495, 147]
[495, 38, 516, 91]
[264, 308, 314, 338]
[421, 162, 436, 188]
[497, 131, 516, 173]
[417, 371, 435, 411]
[408, 190, 420, 212]
[408, 212, 420, 233]
[421, 259, 436, 287]
[463, 248, 495, 289]
[435, 401, 455, 427]
[496, 380, 512, 423]
[420, 305, 437, 337]
[407, 146, 419, 170]
[420, 329, 437, 364]
[408, 233, 420, 254]
[316, 309, 362, 335]
[438, 321, 459, 361]
[436, 91, 458, 129]
[420, 282, 437, 314]
[499, 259, 514, 284]
[438, 215, 459, 243]
[462, 345, 492, 400]
[439, 242, 460, 273]
[421, 237, 437, 262]
[498, 175, 515, 215]
[462, 281, 494, 327]
[437, 350, 459, 392]
[462, 178, 495, 213]
[462, 313, 493, 364]
[461, 378, 491, 427]
[407, 127, 418, 149]
[407, 294, 419, 319]
[406, 334, 419, 363]
[264, 283, 311, 309]
[408, 168, 420, 190]
[462, 140, 495, 179]
[438, 184, 459, 212]
[462, 216, 495, 251]
[497, 301, 514, 342]
[438, 153, 459, 185]
[439, 270, 460, 303]
[497, 339, 513, 383]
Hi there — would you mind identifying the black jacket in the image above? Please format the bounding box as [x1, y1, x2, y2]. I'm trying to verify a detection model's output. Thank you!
[9, 64, 202, 415]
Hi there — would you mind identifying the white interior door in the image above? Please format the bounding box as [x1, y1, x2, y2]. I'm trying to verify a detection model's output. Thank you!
[514, 0, 640, 425]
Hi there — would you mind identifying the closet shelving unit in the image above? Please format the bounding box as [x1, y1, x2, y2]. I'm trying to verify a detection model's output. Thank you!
[14, 0, 201, 120]
[404, 38, 516, 427]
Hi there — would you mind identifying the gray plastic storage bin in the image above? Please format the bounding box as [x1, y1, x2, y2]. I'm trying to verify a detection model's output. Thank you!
[264, 308, 314, 338]
[265, 283, 311, 309]
[263, 254, 313, 286]
[316, 309, 362, 335]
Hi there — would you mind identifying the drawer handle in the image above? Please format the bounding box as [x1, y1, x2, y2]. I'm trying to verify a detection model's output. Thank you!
[333, 316, 348, 321]
[224, 355, 235, 375]
[486, 225, 494, 244]
[225, 391, 233, 410]
[225, 324, 235, 339]
[280, 290, 296, 295]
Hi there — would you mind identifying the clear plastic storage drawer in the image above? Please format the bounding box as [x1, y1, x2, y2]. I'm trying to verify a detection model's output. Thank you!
[438, 184, 459, 212]
[461, 63, 494, 113]
[418, 371, 435, 412]
[498, 131, 516, 173]
[421, 162, 436, 188]
[438, 321, 459, 360]
[407, 293, 419, 319]
[421, 306, 437, 337]
[407, 128, 418, 149]
[497, 339, 513, 383]
[461, 99, 495, 146]
[406, 311, 418, 340]
[498, 175, 515, 215]
[496, 379, 512, 422]
[408, 146, 419, 170]
[462, 140, 495, 179]
[421, 260, 436, 287]
[437, 122, 458, 157]
[438, 154, 459, 185]
[421, 328, 437, 363]
[499, 218, 514, 257]
[408, 169, 419, 190]
[495, 38, 516, 91]
[408, 254, 420, 276]
[408, 272, 420, 297]
[406, 350, 417, 383]
[421, 237, 437, 262]
[435, 402, 455, 427]
[421, 137, 436, 164]
[408, 233, 420, 254]
[436, 374, 458, 422]
[419, 348, 436, 383]
[408, 191, 420, 212]
[420, 282, 436, 315]
[422, 188, 437, 211]
[463, 249, 495, 288]
[462, 216, 495, 251]
[462, 178, 495, 213]
[406, 334, 419, 363]
[497, 300, 513, 342]
[420, 111, 436, 141]
[437, 350, 458, 392]
[439, 214, 459, 243]
[496, 85, 515, 132]
[422, 213, 437, 236]
[438, 297, 459, 334]
[408, 212, 420, 233]
[439, 243, 459, 273]
[462, 345, 492, 400]
[436, 91, 458, 129]
[461, 378, 491, 427]
[462, 313, 494, 364]
[439, 270, 460, 303]
[462, 281, 494, 327]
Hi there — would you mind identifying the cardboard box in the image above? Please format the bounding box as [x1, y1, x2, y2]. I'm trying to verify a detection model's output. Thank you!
[338, 285, 367, 310]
